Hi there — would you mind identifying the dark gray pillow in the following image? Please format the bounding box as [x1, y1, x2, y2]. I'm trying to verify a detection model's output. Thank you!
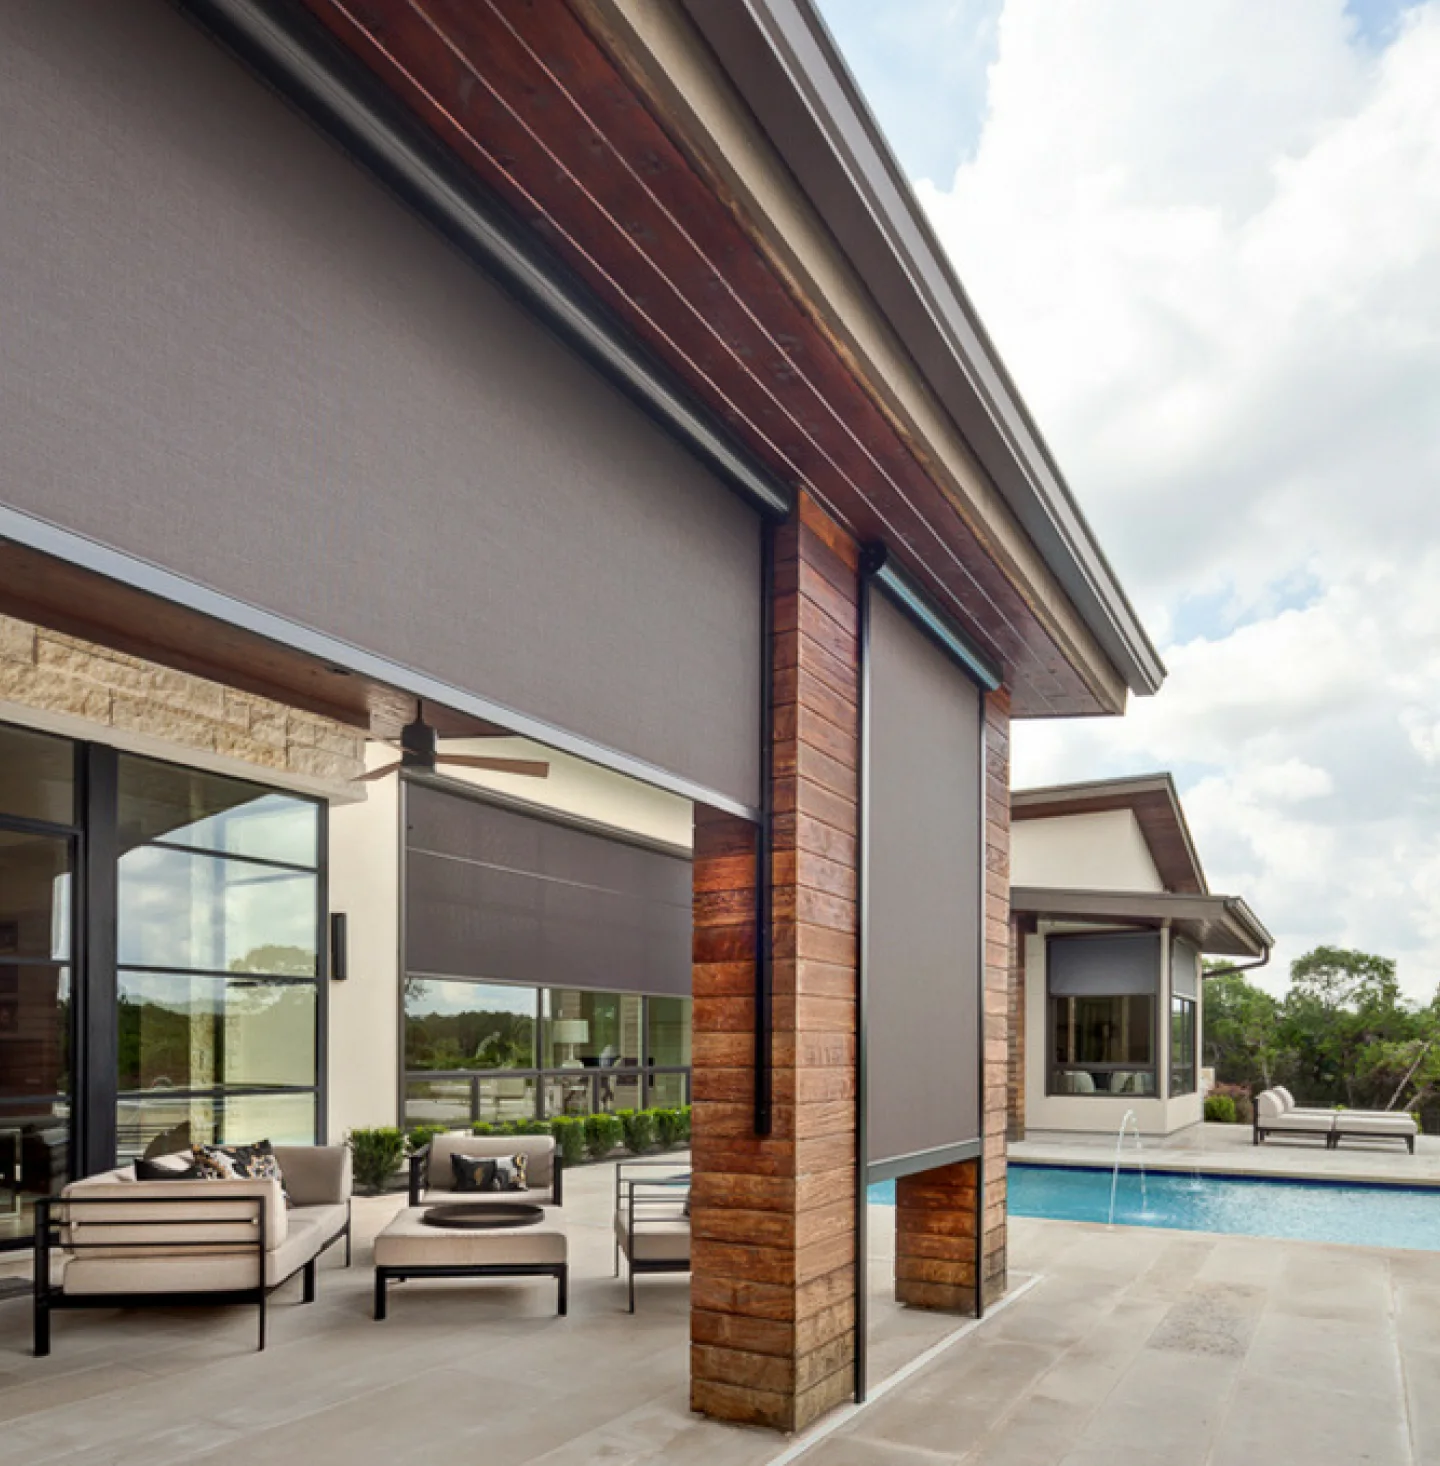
[135, 1157, 206, 1182]
[451, 1154, 498, 1193]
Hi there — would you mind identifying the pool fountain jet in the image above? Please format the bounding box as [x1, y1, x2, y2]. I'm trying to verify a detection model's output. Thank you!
[1108, 1109, 1149, 1226]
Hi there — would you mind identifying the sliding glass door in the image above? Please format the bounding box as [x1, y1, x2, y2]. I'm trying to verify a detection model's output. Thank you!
[0, 726, 77, 1247]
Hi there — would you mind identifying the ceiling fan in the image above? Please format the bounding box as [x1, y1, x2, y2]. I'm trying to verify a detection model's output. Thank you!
[354, 704, 550, 784]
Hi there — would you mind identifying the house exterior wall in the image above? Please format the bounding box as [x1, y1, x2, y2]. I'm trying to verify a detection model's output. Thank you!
[1023, 926, 1200, 1137]
[1011, 810, 1164, 893]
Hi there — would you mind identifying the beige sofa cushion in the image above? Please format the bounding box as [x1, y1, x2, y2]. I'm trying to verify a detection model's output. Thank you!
[415, 1186, 553, 1210]
[273, 1146, 352, 1206]
[1265, 1111, 1334, 1134]
[61, 1204, 346, 1294]
[373, 1208, 566, 1267]
[614, 1211, 690, 1263]
[61, 1173, 288, 1253]
[426, 1133, 554, 1191]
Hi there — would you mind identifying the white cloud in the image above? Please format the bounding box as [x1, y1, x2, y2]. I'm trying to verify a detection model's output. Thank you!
[907, 0, 1440, 995]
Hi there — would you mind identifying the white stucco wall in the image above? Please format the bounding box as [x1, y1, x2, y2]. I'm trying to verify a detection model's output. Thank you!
[1023, 925, 1203, 1137]
[1011, 809, 1164, 893]
[324, 736, 695, 1139]
[325, 746, 402, 1142]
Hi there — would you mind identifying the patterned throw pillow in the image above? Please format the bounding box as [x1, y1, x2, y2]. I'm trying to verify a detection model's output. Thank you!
[492, 1153, 529, 1193]
[192, 1140, 289, 1200]
[451, 1154, 498, 1193]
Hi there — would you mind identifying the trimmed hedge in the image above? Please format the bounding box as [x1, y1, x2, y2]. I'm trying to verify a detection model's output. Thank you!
[348, 1127, 406, 1194]
[401, 1106, 691, 1166]
[1203, 1094, 1238, 1124]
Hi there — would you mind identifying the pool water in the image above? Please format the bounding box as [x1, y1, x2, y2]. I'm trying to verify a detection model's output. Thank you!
[870, 1164, 1440, 1251]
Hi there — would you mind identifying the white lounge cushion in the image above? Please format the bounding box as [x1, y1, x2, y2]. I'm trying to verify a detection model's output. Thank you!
[1333, 1112, 1417, 1135]
[60, 1174, 288, 1253]
[373, 1208, 566, 1268]
[1264, 1112, 1335, 1134]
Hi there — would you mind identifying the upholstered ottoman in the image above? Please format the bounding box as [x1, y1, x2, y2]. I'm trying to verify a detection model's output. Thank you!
[372, 1207, 568, 1317]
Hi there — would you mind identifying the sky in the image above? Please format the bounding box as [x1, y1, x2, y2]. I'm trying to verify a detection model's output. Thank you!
[817, 0, 1440, 998]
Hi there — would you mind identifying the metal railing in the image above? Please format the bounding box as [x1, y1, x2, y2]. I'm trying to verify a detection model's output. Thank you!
[404, 1065, 691, 1128]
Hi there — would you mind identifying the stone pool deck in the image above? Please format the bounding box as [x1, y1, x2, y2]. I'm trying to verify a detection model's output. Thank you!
[1014, 1120, 1440, 1186]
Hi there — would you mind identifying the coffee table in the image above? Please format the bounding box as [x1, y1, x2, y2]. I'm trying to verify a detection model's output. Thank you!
[422, 1201, 543, 1230]
[373, 1206, 567, 1319]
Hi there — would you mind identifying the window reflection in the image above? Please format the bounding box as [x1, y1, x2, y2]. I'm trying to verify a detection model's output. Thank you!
[404, 980, 536, 1071]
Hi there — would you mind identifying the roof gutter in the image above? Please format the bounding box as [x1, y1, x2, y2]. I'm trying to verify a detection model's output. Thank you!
[679, 0, 1165, 696]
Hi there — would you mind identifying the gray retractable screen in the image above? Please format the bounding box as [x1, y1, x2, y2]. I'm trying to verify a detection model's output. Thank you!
[1171, 939, 1200, 999]
[0, 2, 761, 809]
[1048, 932, 1162, 997]
[405, 783, 692, 997]
[865, 591, 983, 1176]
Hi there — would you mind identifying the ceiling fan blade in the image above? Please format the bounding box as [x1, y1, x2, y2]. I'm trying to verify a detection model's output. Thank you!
[353, 759, 404, 783]
[437, 755, 550, 778]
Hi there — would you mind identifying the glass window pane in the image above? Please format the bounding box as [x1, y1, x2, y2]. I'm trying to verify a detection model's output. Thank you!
[405, 1078, 475, 1130]
[0, 1101, 71, 1246]
[647, 997, 691, 1068]
[119, 756, 318, 867]
[0, 964, 70, 1098]
[118, 847, 318, 975]
[404, 979, 536, 1071]
[476, 1075, 537, 1125]
[116, 1090, 316, 1163]
[542, 990, 642, 1069]
[1053, 995, 1152, 1066]
[0, 832, 72, 960]
[647, 1072, 689, 1109]
[117, 972, 315, 1091]
[0, 724, 74, 826]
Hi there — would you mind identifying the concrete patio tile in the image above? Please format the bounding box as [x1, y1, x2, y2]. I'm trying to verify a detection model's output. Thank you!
[959, 1393, 1087, 1466]
[1145, 1282, 1265, 1359]
[1243, 1311, 1404, 1401]
[806, 1436, 969, 1466]
[1071, 1349, 1239, 1465]
[1210, 1373, 1412, 1466]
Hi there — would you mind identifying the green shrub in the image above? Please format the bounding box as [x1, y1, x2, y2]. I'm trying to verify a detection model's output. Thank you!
[548, 1116, 587, 1168]
[652, 1107, 683, 1149]
[584, 1113, 624, 1160]
[677, 1105, 691, 1144]
[348, 1127, 406, 1194]
[618, 1109, 656, 1154]
[1203, 1095, 1238, 1125]
[1208, 1082, 1253, 1125]
[405, 1124, 447, 1154]
[509, 1117, 549, 1136]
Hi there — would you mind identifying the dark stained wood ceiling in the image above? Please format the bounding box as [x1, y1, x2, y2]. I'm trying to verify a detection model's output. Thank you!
[292, 0, 1114, 717]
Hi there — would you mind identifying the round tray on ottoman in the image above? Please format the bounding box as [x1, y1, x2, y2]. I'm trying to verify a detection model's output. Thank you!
[421, 1202, 544, 1230]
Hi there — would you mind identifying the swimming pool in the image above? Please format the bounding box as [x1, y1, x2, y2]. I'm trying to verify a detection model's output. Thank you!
[870, 1163, 1440, 1251]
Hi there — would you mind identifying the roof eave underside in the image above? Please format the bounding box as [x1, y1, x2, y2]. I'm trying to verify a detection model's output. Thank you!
[1011, 886, 1273, 959]
[679, 0, 1165, 698]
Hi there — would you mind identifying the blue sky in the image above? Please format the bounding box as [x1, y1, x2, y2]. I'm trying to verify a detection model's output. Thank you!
[816, 0, 1440, 995]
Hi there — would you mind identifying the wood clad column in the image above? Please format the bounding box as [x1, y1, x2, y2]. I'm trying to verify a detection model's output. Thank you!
[893, 688, 1011, 1312]
[690, 493, 860, 1433]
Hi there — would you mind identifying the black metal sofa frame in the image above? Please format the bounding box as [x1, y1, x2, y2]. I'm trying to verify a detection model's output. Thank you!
[613, 1160, 690, 1313]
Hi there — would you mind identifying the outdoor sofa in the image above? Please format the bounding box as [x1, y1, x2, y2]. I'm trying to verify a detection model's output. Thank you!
[33, 1145, 352, 1356]
[1253, 1088, 1418, 1152]
[408, 1131, 563, 1208]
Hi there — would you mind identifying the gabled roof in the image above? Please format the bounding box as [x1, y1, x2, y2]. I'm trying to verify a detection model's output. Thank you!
[1011, 773, 1207, 895]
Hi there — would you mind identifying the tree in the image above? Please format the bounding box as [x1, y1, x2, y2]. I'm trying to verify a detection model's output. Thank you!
[1203, 969, 1281, 1087]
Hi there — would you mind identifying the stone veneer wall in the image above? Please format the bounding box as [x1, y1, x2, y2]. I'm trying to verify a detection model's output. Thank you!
[0, 611, 365, 784]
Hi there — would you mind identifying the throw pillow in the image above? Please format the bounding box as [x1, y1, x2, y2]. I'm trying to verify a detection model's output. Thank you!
[491, 1153, 529, 1193]
[192, 1140, 290, 1202]
[135, 1157, 206, 1182]
[451, 1154, 498, 1193]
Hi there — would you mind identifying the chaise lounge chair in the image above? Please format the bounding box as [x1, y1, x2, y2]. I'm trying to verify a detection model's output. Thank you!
[1271, 1087, 1418, 1153]
[1253, 1089, 1334, 1147]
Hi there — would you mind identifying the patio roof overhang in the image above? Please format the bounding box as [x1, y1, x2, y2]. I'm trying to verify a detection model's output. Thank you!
[172, 0, 1163, 720]
[1011, 886, 1274, 960]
